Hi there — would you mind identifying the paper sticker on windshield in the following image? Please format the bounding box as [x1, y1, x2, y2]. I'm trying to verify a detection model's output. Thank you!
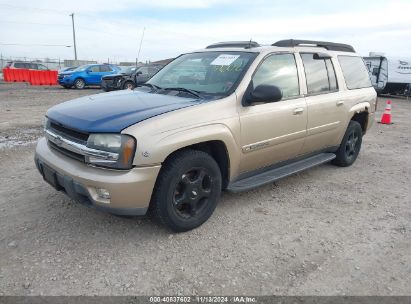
[210, 54, 240, 66]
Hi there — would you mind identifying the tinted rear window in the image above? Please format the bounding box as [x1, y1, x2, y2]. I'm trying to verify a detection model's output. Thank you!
[338, 56, 372, 89]
[301, 53, 338, 94]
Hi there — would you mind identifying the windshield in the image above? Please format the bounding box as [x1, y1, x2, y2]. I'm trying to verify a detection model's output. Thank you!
[118, 66, 134, 73]
[73, 65, 89, 72]
[147, 51, 257, 95]
[126, 66, 137, 74]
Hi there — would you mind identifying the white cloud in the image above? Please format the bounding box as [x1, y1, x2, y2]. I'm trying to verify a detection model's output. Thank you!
[0, 0, 410, 63]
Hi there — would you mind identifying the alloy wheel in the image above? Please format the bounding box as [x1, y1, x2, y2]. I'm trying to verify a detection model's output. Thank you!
[345, 130, 360, 161]
[172, 167, 213, 219]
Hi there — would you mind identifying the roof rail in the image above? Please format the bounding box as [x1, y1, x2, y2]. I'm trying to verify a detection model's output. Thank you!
[206, 41, 260, 49]
[272, 39, 355, 53]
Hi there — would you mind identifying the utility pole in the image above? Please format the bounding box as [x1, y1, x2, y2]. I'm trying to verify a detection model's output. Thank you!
[136, 27, 145, 66]
[69, 13, 78, 61]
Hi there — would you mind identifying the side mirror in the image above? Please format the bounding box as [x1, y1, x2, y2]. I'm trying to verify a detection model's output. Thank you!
[86, 69, 91, 73]
[245, 84, 283, 105]
[136, 71, 142, 76]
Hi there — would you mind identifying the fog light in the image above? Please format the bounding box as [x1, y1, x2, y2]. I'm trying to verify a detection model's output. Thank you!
[96, 188, 111, 200]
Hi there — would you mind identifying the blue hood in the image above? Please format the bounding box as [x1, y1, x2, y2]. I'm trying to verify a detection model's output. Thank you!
[46, 90, 200, 133]
[59, 71, 74, 76]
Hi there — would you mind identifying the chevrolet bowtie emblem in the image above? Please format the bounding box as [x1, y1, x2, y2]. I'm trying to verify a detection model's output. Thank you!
[54, 135, 63, 146]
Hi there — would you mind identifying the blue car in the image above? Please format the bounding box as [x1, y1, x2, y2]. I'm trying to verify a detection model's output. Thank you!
[58, 64, 120, 89]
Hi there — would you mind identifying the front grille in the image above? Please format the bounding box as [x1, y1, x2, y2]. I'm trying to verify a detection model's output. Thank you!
[49, 121, 89, 143]
[46, 121, 89, 162]
[48, 141, 85, 163]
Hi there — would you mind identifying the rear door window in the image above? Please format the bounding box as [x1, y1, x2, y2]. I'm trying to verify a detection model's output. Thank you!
[89, 66, 100, 72]
[14, 62, 25, 68]
[338, 56, 372, 89]
[301, 53, 338, 94]
[100, 65, 112, 72]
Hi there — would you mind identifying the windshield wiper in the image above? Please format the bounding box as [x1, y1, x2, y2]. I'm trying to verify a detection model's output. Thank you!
[137, 83, 162, 90]
[162, 87, 203, 99]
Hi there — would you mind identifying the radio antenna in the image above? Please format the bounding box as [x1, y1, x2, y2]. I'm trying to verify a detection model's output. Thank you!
[247, 38, 252, 49]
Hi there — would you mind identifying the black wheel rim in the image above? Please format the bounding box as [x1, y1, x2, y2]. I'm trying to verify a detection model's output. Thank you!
[172, 167, 213, 219]
[345, 130, 360, 161]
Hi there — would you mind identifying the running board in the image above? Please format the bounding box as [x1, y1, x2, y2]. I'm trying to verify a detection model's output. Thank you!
[227, 153, 336, 193]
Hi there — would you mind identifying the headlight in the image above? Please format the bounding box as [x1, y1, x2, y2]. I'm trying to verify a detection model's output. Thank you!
[86, 134, 136, 169]
[63, 74, 71, 78]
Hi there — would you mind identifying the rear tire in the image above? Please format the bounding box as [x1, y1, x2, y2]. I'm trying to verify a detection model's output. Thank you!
[151, 150, 222, 232]
[332, 120, 363, 167]
[74, 78, 85, 89]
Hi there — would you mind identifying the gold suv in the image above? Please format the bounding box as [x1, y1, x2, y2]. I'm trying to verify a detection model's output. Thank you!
[35, 39, 377, 231]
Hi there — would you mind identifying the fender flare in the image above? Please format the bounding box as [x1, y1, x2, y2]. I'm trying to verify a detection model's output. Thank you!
[138, 123, 241, 180]
[349, 102, 370, 116]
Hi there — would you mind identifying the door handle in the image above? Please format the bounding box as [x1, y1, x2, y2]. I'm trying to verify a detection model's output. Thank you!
[293, 107, 304, 115]
[336, 100, 345, 106]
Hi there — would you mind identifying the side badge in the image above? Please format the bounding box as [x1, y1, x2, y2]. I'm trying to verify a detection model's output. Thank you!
[142, 151, 150, 157]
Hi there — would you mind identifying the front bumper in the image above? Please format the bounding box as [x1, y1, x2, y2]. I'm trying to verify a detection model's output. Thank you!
[34, 137, 161, 215]
[101, 78, 122, 91]
[58, 77, 73, 86]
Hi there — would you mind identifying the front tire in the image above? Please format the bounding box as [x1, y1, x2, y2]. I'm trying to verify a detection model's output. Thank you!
[332, 120, 363, 167]
[74, 78, 85, 89]
[151, 150, 222, 232]
[123, 81, 135, 90]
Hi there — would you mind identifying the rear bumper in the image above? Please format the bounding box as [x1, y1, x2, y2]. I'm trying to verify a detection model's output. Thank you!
[34, 137, 161, 215]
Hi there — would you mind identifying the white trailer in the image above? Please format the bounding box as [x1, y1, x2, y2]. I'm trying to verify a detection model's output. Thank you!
[363, 54, 411, 95]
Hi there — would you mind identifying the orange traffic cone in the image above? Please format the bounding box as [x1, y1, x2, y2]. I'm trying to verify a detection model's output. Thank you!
[380, 100, 392, 124]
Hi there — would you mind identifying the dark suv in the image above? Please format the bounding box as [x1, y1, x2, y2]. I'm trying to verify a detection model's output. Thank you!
[101, 65, 163, 91]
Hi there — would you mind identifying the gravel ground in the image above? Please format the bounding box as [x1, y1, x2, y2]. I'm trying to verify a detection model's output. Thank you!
[0, 82, 410, 296]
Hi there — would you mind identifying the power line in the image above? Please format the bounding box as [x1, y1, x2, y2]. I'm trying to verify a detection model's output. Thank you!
[0, 3, 105, 20]
[0, 3, 70, 15]
[0, 21, 71, 27]
[0, 3, 214, 39]
[0, 43, 71, 47]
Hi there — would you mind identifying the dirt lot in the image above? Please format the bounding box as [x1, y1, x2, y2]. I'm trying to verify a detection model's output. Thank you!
[0, 82, 410, 296]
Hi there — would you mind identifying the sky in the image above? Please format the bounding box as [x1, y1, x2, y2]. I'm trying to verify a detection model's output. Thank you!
[0, 0, 410, 63]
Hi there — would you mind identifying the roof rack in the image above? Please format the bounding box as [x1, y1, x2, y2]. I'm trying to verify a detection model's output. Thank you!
[272, 39, 355, 53]
[206, 41, 260, 49]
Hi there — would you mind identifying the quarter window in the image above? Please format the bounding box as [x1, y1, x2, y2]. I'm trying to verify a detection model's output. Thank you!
[338, 56, 372, 89]
[301, 53, 338, 94]
[252, 53, 300, 99]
